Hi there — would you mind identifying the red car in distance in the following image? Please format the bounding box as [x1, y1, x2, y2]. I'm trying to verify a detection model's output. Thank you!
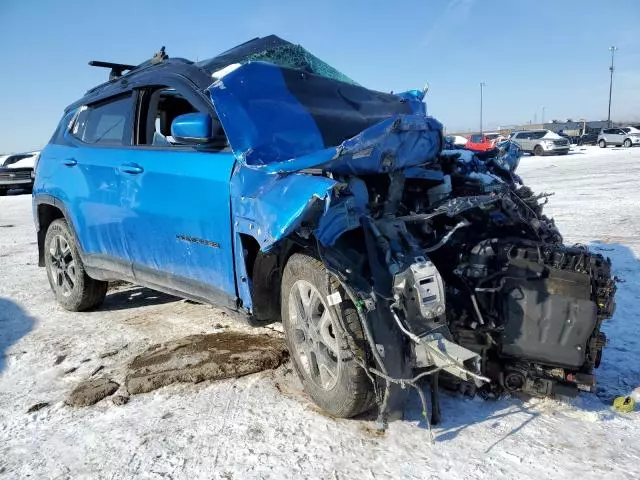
[464, 132, 504, 152]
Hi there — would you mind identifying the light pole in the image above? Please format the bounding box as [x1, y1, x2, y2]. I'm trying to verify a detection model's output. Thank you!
[542, 106, 545, 126]
[480, 82, 485, 134]
[607, 46, 617, 128]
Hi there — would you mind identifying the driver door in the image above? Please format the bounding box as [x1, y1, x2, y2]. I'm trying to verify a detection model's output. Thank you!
[120, 82, 238, 307]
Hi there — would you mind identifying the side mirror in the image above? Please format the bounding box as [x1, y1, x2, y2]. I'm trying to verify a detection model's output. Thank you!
[171, 113, 213, 144]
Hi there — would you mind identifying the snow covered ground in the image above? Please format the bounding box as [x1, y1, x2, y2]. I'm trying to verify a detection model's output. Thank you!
[1, 146, 639, 479]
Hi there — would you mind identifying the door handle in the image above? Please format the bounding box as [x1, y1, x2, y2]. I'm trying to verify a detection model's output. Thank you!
[120, 163, 144, 175]
[63, 158, 77, 167]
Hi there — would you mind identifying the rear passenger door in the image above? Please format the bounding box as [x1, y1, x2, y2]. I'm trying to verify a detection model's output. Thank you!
[120, 80, 238, 306]
[612, 128, 625, 145]
[52, 94, 135, 277]
[603, 128, 619, 145]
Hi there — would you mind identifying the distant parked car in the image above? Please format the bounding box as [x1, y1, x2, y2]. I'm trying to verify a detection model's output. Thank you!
[464, 134, 496, 152]
[510, 130, 570, 156]
[597, 127, 640, 148]
[0, 151, 39, 196]
[444, 135, 468, 147]
[577, 131, 599, 146]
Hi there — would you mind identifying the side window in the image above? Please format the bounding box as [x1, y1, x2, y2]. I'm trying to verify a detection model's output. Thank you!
[470, 135, 483, 143]
[72, 95, 132, 145]
[531, 131, 545, 140]
[135, 87, 228, 150]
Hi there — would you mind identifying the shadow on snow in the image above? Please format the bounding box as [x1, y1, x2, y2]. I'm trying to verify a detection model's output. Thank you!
[0, 297, 35, 374]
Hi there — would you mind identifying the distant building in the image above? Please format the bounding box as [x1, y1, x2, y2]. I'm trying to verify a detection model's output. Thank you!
[543, 120, 610, 134]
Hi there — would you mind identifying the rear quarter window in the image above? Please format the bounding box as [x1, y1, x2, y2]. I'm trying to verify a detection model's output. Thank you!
[49, 109, 78, 145]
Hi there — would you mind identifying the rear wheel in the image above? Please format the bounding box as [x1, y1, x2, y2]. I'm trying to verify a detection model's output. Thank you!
[599, 139, 607, 148]
[44, 219, 108, 311]
[533, 145, 544, 156]
[624, 139, 632, 148]
[281, 253, 374, 418]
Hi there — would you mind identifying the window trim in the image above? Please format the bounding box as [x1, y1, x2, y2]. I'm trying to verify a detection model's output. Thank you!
[129, 76, 226, 152]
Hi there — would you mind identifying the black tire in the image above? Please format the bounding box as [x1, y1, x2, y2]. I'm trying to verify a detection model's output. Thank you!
[599, 139, 607, 148]
[533, 145, 544, 156]
[44, 219, 108, 311]
[624, 139, 632, 148]
[281, 253, 374, 418]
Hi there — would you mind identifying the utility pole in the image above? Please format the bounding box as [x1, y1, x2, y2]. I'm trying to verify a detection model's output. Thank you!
[607, 46, 617, 128]
[480, 82, 485, 134]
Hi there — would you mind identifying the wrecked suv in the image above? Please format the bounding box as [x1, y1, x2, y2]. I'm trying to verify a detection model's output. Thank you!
[34, 36, 616, 423]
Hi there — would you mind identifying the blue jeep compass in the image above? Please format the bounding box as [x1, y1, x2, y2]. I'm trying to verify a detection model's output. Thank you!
[34, 36, 615, 423]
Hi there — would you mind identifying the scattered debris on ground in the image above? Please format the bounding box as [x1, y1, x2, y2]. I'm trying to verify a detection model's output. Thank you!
[66, 378, 120, 407]
[53, 355, 66, 365]
[99, 346, 126, 359]
[125, 332, 287, 395]
[111, 395, 129, 406]
[26, 402, 50, 413]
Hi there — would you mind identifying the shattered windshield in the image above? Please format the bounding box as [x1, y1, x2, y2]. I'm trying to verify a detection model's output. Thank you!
[198, 35, 358, 86]
[244, 44, 358, 85]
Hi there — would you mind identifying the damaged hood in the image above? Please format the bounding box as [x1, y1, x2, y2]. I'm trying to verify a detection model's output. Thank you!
[208, 61, 441, 174]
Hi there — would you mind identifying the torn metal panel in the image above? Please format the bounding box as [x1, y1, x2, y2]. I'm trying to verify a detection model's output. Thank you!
[315, 178, 369, 246]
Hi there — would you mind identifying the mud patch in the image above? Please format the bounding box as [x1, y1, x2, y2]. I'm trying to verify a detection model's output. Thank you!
[66, 378, 120, 407]
[125, 332, 288, 395]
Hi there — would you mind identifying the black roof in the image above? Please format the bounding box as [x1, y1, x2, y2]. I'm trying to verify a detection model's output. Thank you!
[69, 36, 291, 111]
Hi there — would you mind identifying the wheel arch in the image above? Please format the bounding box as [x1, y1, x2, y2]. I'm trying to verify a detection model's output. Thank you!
[238, 232, 305, 323]
[34, 195, 81, 267]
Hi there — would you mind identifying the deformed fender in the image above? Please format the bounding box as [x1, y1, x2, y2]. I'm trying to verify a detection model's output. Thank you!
[230, 164, 338, 250]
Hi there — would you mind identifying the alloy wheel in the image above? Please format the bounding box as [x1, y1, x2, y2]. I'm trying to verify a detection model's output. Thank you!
[288, 280, 341, 390]
[48, 234, 77, 297]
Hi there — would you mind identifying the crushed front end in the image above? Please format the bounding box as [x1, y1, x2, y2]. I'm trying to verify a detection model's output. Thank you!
[312, 135, 616, 407]
[208, 56, 616, 423]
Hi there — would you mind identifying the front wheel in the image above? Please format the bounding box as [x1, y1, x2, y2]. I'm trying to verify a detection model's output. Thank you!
[599, 139, 607, 148]
[533, 145, 544, 156]
[44, 219, 108, 311]
[281, 253, 374, 418]
[624, 139, 632, 148]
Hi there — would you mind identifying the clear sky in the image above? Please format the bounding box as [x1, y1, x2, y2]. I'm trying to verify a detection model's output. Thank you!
[1, 0, 639, 152]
